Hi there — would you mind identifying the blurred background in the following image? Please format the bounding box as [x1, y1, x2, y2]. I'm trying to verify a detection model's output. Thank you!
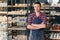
[0, 0, 60, 40]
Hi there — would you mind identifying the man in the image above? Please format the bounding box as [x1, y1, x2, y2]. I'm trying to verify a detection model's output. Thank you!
[27, 2, 47, 40]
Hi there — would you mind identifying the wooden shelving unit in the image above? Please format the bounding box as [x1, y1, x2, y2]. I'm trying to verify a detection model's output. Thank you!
[8, 27, 26, 30]
[0, 0, 60, 40]
[0, 0, 28, 40]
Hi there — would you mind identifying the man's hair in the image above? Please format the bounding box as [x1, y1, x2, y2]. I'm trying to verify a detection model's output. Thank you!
[33, 2, 41, 7]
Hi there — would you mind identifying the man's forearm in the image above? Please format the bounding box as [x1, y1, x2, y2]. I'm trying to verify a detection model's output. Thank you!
[27, 25, 40, 30]
[31, 24, 46, 28]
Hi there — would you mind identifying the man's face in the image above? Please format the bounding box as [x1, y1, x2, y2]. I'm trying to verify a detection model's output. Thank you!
[33, 4, 41, 12]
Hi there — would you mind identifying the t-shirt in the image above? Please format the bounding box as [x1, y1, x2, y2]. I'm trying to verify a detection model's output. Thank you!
[27, 12, 47, 25]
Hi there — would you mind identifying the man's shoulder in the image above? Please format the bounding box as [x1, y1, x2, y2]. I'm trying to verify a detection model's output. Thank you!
[41, 12, 45, 14]
[41, 12, 46, 16]
[29, 12, 35, 16]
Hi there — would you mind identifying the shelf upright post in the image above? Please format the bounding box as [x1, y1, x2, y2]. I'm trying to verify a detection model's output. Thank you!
[7, 0, 8, 39]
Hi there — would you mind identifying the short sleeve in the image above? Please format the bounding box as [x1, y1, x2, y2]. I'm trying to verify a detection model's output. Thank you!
[41, 13, 47, 24]
[27, 14, 32, 25]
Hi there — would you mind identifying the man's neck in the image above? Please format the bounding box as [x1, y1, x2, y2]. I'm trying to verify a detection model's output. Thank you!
[35, 11, 40, 13]
[35, 11, 40, 17]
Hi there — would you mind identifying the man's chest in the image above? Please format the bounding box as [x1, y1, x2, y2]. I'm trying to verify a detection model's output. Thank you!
[31, 15, 43, 21]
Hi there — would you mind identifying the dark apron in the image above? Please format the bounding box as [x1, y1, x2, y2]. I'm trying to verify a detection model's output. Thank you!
[29, 17, 45, 40]
[29, 29, 45, 40]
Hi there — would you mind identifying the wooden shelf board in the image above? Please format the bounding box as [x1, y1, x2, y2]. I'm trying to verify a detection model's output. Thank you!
[13, 6, 27, 7]
[45, 30, 60, 32]
[8, 27, 26, 30]
[50, 38, 60, 39]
